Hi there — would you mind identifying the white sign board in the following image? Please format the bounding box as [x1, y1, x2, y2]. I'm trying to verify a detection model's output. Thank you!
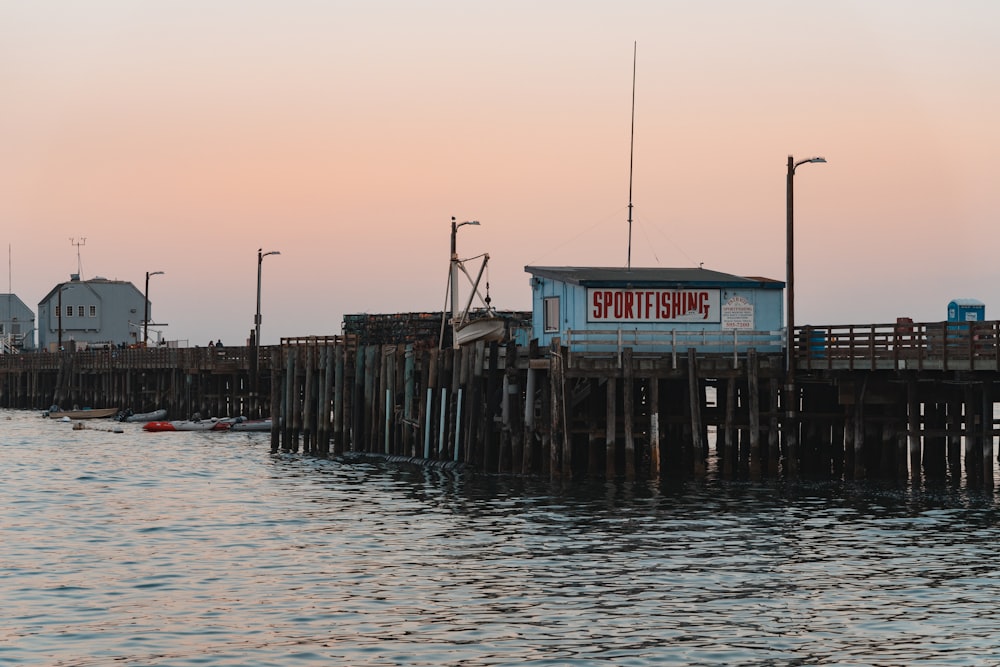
[721, 295, 755, 329]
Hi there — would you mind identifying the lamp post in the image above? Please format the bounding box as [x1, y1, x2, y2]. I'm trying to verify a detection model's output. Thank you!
[255, 249, 280, 348]
[785, 154, 826, 474]
[144, 271, 164, 347]
[786, 156, 826, 376]
[253, 249, 280, 416]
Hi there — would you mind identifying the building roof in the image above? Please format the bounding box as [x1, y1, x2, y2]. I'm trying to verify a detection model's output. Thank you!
[38, 276, 143, 305]
[525, 266, 784, 289]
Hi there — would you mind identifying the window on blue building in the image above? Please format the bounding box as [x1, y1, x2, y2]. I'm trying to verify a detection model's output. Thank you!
[544, 297, 560, 333]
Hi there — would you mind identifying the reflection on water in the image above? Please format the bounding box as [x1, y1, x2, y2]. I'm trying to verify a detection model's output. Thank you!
[4, 408, 1000, 666]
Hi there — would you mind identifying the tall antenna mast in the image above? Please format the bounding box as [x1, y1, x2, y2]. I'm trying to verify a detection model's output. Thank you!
[627, 41, 637, 270]
[70, 237, 86, 278]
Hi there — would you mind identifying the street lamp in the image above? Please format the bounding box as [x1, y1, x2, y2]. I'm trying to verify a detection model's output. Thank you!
[785, 154, 826, 475]
[253, 249, 279, 417]
[255, 249, 280, 348]
[144, 271, 164, 346]
[786, 156, 826, 375]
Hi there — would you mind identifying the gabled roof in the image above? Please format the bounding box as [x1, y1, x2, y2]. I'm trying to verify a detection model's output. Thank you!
[0, 293, 32, 315]
[525, 266, 784, 289]
[38, 277, 144, 305]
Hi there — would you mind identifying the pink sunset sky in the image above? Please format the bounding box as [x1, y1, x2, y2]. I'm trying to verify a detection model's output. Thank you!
[2, 1, 998, 345]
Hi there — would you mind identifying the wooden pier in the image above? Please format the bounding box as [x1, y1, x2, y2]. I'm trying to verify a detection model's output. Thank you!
[3, 319, 1000, 485]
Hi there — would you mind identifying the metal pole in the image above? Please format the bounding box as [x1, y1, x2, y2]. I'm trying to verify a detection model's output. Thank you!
[255, 249, 263, 348]
[144, 271, 164, 346]
[144, 272, 151, 346]
[784, 155, 825, 476]
[254, 249, 280, 414]
[786, 156, 795, 381]
[447, 217, 479, 349]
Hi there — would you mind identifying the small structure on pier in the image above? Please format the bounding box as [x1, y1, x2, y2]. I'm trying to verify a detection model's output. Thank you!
[525, 266, 785, 353]
[948, 298, 985, 323]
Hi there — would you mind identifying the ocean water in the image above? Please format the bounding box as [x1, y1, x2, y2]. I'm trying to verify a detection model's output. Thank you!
[3, 407, 1000, 666]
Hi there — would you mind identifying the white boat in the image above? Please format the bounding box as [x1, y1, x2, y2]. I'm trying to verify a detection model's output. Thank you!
[117, 408, 168, 423]
[45, 407, 119, 420]
[143, 417, 238, 432]
[454, 317, 505, 346]
[442, 216, 507, 348]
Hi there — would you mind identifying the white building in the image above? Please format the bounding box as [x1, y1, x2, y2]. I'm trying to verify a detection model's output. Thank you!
[37, 275, 148, 350]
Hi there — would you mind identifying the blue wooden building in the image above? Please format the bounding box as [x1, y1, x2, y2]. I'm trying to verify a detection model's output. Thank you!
[525, 266, 785, 354]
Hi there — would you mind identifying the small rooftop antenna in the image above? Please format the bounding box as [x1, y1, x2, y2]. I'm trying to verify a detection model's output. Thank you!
[70, 237, 86, 278]
[626, 41, 637, 270]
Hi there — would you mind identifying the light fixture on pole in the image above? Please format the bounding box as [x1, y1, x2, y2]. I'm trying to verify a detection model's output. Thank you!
[786, 155, 826, 376]
[144, 271, 164, 347]
[253, 249, 280, 417]
[785, 154, 826, 475]
[255, 249, 280, 348]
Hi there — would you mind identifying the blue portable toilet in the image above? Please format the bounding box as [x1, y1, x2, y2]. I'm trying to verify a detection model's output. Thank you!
[947, 298, 985, 322]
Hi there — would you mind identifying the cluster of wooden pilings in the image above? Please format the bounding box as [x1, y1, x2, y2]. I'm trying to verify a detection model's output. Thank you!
[272, 338, 1000, 486]
[2, 338, 998, 485]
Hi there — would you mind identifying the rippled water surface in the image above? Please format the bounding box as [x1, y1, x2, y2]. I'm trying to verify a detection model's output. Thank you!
[4, 408, 1000, 665]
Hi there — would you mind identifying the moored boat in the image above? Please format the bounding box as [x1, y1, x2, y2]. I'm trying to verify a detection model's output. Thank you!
[45, 407, 119, 420]
[143, 417, 238, 432]
[454, 317, 505, 346]
[117, 408, 168, 423]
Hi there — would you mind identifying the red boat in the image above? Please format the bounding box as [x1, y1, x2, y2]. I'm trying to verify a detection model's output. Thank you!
[143, 418, 237, 432]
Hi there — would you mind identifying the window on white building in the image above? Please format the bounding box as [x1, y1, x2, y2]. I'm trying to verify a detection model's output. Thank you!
[77, 306, 84, 317]
[89, 306, 97, 317]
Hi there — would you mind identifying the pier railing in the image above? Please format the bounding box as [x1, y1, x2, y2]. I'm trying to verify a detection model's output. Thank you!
[563, 328, 784, 366]
[796, 320, 1000, 371]
[0, 344, 264, 371]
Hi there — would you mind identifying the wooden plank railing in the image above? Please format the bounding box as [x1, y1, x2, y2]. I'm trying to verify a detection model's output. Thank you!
[563, 328, 784, 367]
[796, 321, 1000, 371]
[0, 345, 264, 372]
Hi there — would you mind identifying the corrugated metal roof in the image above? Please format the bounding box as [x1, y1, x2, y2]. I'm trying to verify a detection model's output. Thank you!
[525, 266, 784, 289]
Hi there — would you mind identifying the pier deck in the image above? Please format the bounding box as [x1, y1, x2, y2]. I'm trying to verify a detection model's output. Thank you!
[2, 319, 999, 485]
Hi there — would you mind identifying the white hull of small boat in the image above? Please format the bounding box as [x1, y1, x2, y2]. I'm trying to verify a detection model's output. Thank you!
[454, 318, 505, 346]
[144, 418, 237, 432]
[121, 409, 168, 423]
[46, 407, 119, 420]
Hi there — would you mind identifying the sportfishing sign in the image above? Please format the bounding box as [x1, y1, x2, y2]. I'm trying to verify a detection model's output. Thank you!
[588, 288, 720, 323]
